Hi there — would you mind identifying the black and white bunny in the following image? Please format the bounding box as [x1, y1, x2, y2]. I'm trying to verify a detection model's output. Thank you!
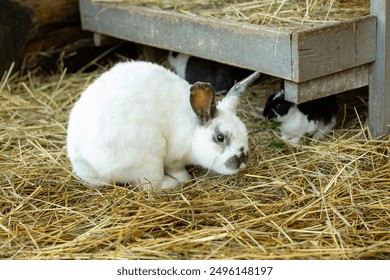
[67, 61, 260, 189]
[168, 51, 255, 93]
[263, 86, 338, 143]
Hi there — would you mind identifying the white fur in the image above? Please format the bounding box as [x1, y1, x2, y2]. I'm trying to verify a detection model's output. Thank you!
[66, 61, 248, 189]
[276, 106, 335, 144]
[167, 52, 190, 78]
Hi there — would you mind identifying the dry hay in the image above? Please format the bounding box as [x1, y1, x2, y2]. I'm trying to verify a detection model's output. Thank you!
[93, 0, 370, 28]
[0, 59, 389, 260]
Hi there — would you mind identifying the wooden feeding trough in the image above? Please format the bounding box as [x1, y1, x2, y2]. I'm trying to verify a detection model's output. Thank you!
[78, 0, 390, 137]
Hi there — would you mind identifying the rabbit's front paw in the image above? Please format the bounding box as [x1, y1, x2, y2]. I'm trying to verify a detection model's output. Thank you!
[161, 175, 181, 189]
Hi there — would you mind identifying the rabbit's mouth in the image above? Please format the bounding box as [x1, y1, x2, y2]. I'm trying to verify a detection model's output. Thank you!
[263, 109, 277, 120]
[266, 113, 277, 120]
[224, 149, 248, 171]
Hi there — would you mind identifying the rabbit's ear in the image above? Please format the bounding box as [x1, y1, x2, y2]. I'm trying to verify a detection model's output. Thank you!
[220, 71, 260, 112]
[190, 82, 217, 125]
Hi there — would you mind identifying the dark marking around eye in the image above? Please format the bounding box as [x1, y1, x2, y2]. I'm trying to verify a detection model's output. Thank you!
[213, 126, 231, 147]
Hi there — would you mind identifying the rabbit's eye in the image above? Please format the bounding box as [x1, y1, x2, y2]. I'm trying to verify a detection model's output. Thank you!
[275, 103, 285, 110]
[216, 133, 225, 143]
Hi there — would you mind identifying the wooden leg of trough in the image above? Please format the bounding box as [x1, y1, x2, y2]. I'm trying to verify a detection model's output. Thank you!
[369, 0, 390, 138]
[93, 33, 121, 47]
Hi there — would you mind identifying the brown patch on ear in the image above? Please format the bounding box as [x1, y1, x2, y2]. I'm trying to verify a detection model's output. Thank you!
[190, 82, 217, 124]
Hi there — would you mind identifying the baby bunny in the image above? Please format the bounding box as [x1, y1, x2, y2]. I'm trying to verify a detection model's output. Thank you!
[67, 61, 260, 189]
[263, 88, 337, 143]
[168, 51, 255, 93]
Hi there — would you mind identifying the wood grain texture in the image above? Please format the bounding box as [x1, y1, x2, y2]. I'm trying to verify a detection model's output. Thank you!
[80, 0, 293, 80]
[291, 16, 376, 82]
[80, 0, 376, 83]
[285, 65, 369, 104]
[369, 0, 390, 137]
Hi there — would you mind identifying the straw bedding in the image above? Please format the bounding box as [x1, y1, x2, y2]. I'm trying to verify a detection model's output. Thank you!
[0, 57, 389, 260]
[94, 0, 370, 28]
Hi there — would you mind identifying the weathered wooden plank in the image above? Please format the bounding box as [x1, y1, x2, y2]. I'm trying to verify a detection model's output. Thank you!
[80, 0, 376, 84]
[291, 16, 376, 82]
[369, 0, 390, 137]
[79, 0, 294, 80]
[284, 65, 369, 104]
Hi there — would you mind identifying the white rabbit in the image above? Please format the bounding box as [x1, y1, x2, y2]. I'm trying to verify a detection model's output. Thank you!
[67, 61, 260, 189]
[263, 88, 338, 144]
